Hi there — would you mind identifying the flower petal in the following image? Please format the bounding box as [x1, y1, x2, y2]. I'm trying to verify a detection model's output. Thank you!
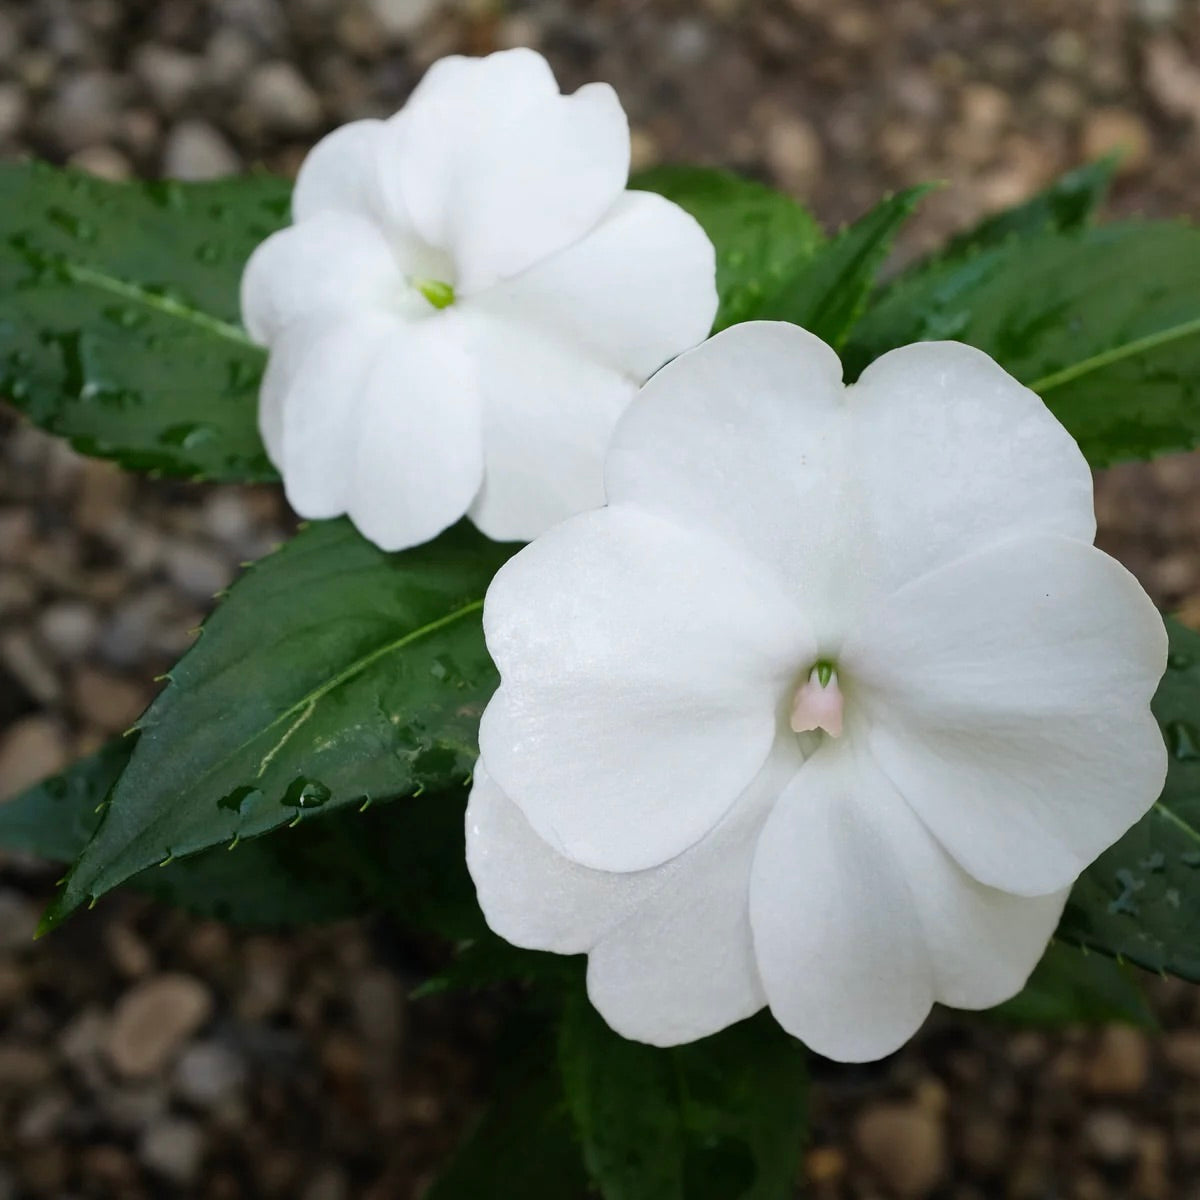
[847, 535, 1168, 896]
[386, 50, 628, 292]
[472, 190, 717, 379]
[480, 504, 811, 872]
[262, 313, 393, 519]
[750, 745, 1068, 1063]
[240, 212, 401, 344]
[468, 750, 799, 1045]
[467, 760, 643, 954]
[292, 119, 388, 222]
[456, 313, 635, 543]
[449, 82, 629, 292]
[605, 322, 851, 638]
[851, 341, 1096, 593]
[348, 317, 484, 552]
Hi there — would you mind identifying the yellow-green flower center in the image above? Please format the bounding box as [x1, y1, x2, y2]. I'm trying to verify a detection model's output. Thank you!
[414, 277, 456, 310]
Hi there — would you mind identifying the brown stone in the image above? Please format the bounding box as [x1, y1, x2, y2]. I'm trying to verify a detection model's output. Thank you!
[1086, 1026, 1150, 1095]
[855, 1103, 947, 1198]
[106, 975, 213, 1079]
[1081, 108, 1152, 174]
[70, 666, 148, 734]
[0, 716, 68, 800]
[1164, 1031, 1200, 1078]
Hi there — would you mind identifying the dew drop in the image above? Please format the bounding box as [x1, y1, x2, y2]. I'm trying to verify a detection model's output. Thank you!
[1108, 867, 1144, 916]
[218, 785, 261, 814]
[160, 422, 218, 449]
[103, 305, 146, 330]
[282, 777, 332, 809]
[226, 357, 261, 393]
[47, 206, 98, 242]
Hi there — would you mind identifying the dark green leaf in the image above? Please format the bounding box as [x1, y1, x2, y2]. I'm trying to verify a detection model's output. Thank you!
[752, 186, 931, 347]
[428, 1021, 590, 1200]
[559, 995, 806, 1200]
[631, 166, 823, 332]
[990, 940, 1155, 1027]
[0, 162, 284, 480]
[412, 932, 581, 999]
[43, 518, 515, 930]
[2, 742, 478, 928]
[845, 221, 1200, 466]
[0, 739, 126, 862]
[1057, 617, 1200, 980]
[937, 158, 1115, 264]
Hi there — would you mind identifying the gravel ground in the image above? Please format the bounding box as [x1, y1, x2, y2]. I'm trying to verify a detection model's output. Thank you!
[3, 0, 1200, 1196]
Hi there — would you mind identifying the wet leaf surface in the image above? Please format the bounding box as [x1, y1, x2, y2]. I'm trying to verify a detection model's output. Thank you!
[846, 221, 1200, 466]
[0, 162, 286, 480]
[1059, 617, 1200, 980]
[43, 518, 516, 929]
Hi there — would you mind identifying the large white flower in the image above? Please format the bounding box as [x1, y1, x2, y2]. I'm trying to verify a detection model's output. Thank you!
[240, 49, 717, 551]
[466, 321, 1168, 1062]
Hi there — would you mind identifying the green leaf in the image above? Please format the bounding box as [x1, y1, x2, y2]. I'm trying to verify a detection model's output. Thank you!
[559, 996, 807, 1200]
[0, 162, 284, 480]
[751, 186, 932, 347]
[43, 518, 515, 930]
[936, 158, 1115, 264]
[427, 1021, 590, 1200]
[1057, 617, 1200, 980]
[631, 166, 823, 332]
[412, 932, 581, 999]
[845, 220, 1200, 466]
[0, 739, 125, 862]
[1, 741, 479, 928]
[990, 940, 1155, 1027]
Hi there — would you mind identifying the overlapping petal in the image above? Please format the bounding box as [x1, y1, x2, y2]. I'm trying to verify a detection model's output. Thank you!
[480, 504, 811, 871]
[258, 313, 393, 518]
[291, 118, 388, 222]
[749, 746, 1068, 1062]
[851, 341, 1096, 593]
[473, 191, 717, 379]
[607, 324, 1101, 642]
[384, 49, 629, 292]
[468, 750, 800, 1045]
[240, 213, 401, 344]
[848, 534, 1168, 896]
[605, 322, 853, 642]
[347, 317, 484, 552]
[455, 313, 637, 542]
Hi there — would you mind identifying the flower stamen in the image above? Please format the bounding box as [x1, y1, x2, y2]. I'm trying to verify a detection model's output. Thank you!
[790, 662, 843, 738]
[413, 277, 456, 310]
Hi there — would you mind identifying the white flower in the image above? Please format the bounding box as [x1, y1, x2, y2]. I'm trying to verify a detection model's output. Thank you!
[466, 321, 1168, 1062]
[240, 49, 717, 551]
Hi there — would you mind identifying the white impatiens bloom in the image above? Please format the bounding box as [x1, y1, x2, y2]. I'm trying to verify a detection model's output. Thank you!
[241, 49, 717, 551]
[466, 321, 1168, 1062]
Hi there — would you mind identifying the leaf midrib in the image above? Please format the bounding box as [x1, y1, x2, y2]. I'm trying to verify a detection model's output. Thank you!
[1030, 313, 1200, 394]
[63, 261, 257, 348]
[88, 597, 486, 878]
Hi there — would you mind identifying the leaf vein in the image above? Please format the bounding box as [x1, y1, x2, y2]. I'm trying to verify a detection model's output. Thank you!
[64, 262, 256, 348]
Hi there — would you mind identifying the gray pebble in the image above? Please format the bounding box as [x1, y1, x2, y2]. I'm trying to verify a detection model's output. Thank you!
[245, 61, 324, 133]
[138, 1117, 206, 1184]
[163, 119, 242, 181]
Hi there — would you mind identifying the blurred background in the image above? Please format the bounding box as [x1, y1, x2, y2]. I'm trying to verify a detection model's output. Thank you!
[2, 0, 1200, 1196]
